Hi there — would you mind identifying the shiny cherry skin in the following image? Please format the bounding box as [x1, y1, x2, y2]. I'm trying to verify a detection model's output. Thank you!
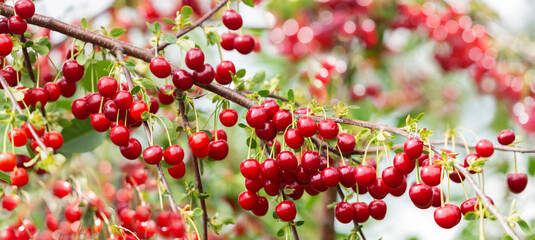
[272, 109, 292, 131]
[335, 202, 353, 224]
[431, 187, 443, 208]
[404, 137, 424, 159]
[129, 100, 148, 121]
[192, 64, 215, 85]
[188, 131, 210, 151]
[252, 196, 269, 216]
[276, 200, 297, 222]
[222, 9, 243, 30]
[113, 90, 133, 110]
[215, 61, 236, 85]
[475, 139, 494, 157]
[321, 167, 340, 188]
[246, 106, 267, 128]
[109, 125, 130, 146]
[507, 172, 528, 194]
[368, 200, 387, 220]
[409, 183, 433, 209]
[260, 159, 279, 180]
[10, 167, 29, 187]
[284, 128, 304, 149]
[158, 84, 175, 105]
[30, 88, 47, 109]
[57, 77, 77, 97]
[208, 140, 229, 160]
[2, 195, 19, 211]
[43, 131, 63, 150]
[338, 165, 357, 188]
[15, 0, 35, 19]
[143, 146, 163, 165]
[390, 178, 407, 197]
[0, 34, 13, 56]
[185, 48, 205, 71]
[381, 166, 404, 189]
[8, 16, 27, 35]
[0, 151, 16, 172]
[296, 116, 317, 137]
[261, 100, 279, 119]
[53, 180, 72, 198]
[150, 57, 171, 78]
[368, 178, 390, 199]
[65, 205, 82, 223]
[420, 164, 443, 187]
[497, 130, 515, 145]
[97, 76, 118, 97]
[317, 120, 339, 139]
[337, 133, 356, 153]
[240, 159, 260, 180]
[164, 145, 184, 165]
[120, 138, 142, 160]
[255, 122, 277, 141]
[62, 60, 84, 83]
[234, 35, 255, 54]
[168, 162, 186, 179]
[44, 83, 61, 102]
[276, 151, 298, 172]
[220, 32, 237, 50]
[434, 204, 462, 229]
[219, 109, 238, 127]
[8, 128, 27, 147]
[355, 165, 376, 187]
[172, 69, 194, 91]
[300, 151, 320, 173]
[238, 191, 258, 210]
[90, 113, 111, 132]
[352, 202, 370, 223]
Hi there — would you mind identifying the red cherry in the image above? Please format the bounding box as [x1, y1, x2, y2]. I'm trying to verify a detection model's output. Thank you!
[240, 159, 260, 179]
[8, 128, 27, 147]
[168, 162, 186, 179]
[85, 93, 104, 113]
[172, 69, 194, 91]
[300, 151, 320, 173]
[120, 138, 142, 160]
[463, 153, 479, 173]
[449, 168, 465, 183]
[284, 128, 304, 149]
[222, 9, 243, 30]
[185, 48, 205, 71]
[272, 109, 292, 131]
[21, 122, 45, 140]
[192, 64, 215, 85]
[245, 176, 265, 192]
[246, 106, 267, 128]
[150, 57, 171, 78]
[497, 130, 515, 145]
[10, 167, 28, 187]
[53, 180, 72, 198]
[136, 220, 157, 238]
[191, 145, 210, 158]
[44, 82, 61, 102]
[355, 165, 376, 187]
[317, 120, 339, 139]
[0, 34, 12, 56]
[264, 179, 281, 196]
[404, 137, 424, 159]
[234, 35, 255, 54]
[338, 165, 357, 188]
[475, 139, 494, 157]
[143, 146, 163, 165]
[260, 159, 279, 180]
[296, 116, 317, 137]
[434, 204, 461, 229]
[0, 228, 15, 239]
[381, 166, 404, 189]
[30, 87, 48, 109]
[1, 195, 19, 211]
[276, 200, 297, 221]
[163, 145, 184, 165]
[390, 178, 407, 197]
[335, 202, 354, 224]
[220, 32, 237, 50]
[14, 0, 35, 19]
[208, 140, 229, 160]
[368, 200, 387, 220]
[109, 125, 130, 146]
[352, 202, 370, 223]
[97, 76, 118, 97]
[209, 129, 227, 141]
[368, 178, 390, 199]
[252, 196, 269, 216]
[8, 15, 27, 35]
[238, 191, 258, 210]
[189, 131, 210, 151]
[215, 61, 236, 85]
[135, 205, 152, 221]
[276, 151, 297, 172]
[90, 113, 111, 132]
[431, 187, 443, 208]
[420, 164, 443, 187]
[43, 131, 63, 150]
[409, 183, 433, 209]
[62, 60, 84, 83]
[57, 77, 77, 97]
[0, 70, 16, 89]
[16, 220, 36, 239]
[507, 173, 528, 194]
[45, 214, 59, 231]
[102, 100, 119, 121]
[113, 90, 133, 110]
[16, 87, 33, 108]
[321, 167, 340, 188]
[129, 100, 148, 121]
[156, 85, 174, 105]
[337, 133, 356, 153]
[460, 198, 478, 216]
[255, 121, 277, 141]
[219, 109, 238, 127]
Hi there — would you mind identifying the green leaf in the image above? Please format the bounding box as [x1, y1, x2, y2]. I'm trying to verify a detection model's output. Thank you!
[155, 116, 173, 130]
[146, 22, 156, 34]
[176, 38, 195, 51]
[258, 89, 270, 97]
[0, 171, 11, 184]
[162, 35, 177, 43]
[246, 137, 257, 148]
[16, 114, 28, 121]
[287, 89, 294, 102]
[141, 78, 156, 89]
[192, 208, 203, 218]
[253, 70, 265, 83]
[59, 119, 105, 153]
[110, 28, 127, 38]
[162, 18, 175, 25]
[76, 52, 88, 65]
[20, 77, 33, 88]
[277, 228, 285, 237]
[528, 157, 535, 176]
[124, 59, 136, 70]
[82, 60, 113, 91]
[394, 148, 404, 154]
[236, 69, 246, 78]
[242, 0, 254, 7]
[181, 6, 193, 19]
[80, 18, 88, 29]
[464, 212, 477, 220]
[206, 30, 222, 45]
[295, 220, 304, 226]
[517, 219, 532, 234]
[130, 85, 141, 95]
[141, 112, 150, 121]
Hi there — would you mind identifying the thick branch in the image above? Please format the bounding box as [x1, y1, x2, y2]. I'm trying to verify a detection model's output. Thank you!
[115, 50, 180, 214]
[176, 95, 209, 240]
[157, 0, 229, 52]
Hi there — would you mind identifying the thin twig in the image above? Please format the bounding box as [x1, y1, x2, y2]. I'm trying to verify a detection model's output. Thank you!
[176, 93, 209, 240]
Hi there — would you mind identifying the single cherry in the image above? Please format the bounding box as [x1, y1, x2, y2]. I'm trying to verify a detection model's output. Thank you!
[335, 202, 354, 224]
[14, 0, 35, 19]
[317, 120, 339, 139]
[246, 106, 267, 128]
[434, 204, 462, 229]
[168, 162, 186, 179]
[404, 137, 424, 159]
[475, 139, 494, 157]
[172, 69, 194, 91]
[497, 130, 515, 145]
[240, 159, 260, 180]
[238, 191, 258, 210]
[296, 116, 317, 137]
[164, 145, 184, 165]
[276, 151, 298, 172]
[185, 48, 205, 71]
[150, 57, 171, 78]
[352, 202, 370, 223]
[53, 180, 72, 198]
[222, 9, 243, 30]
[143, 145, 163, 165]
[188, 131, 210, 151]
[120, 138, 142, 160]
[507, 172, 528, 194]
[215, 61, 236, 85]
[129, 100, 148, 121]
[420, 164, 442, 187]
[234, 35, 255, 54]
[355, 165, 376, 187]
[284, 128, 304, 149]
[368, 200, 387, 220]
[276, 200, 297, 222]
[381, 166, 404, 189]
[219, 109, 238, 127]
[409, 184, 433, 209]
[272, 109, 292, 131]
[62, 60, 84, 83]
[109, 125, 130, 146]
[321, 167, 340, 188]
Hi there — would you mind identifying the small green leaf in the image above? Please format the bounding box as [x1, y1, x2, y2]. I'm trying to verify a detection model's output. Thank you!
[80, 18, 88, 29]
[110, 28, 127, 38]
[155, 116, 173, 130]
[0, 171, 11, 184]
[176, 38, 195, 51]
[59, 119, 105, 153]
[277, 228, 285, 237]
[528, 157, 535, 176]
[394, 148, 404, 154]
[162, 35, 177, 43]
[253, 70, 265, 83]
[141, 112, 150, 121]
[130, 85, 141, 95]
[141, 78, 156, 89]
[206, 30, 222, 45]
[76, 52, 88, 65]
[464, 212, 477, 220]
[246, 137, 257, 148]
[236, 69, 246, 78]
[124, 59, 136, 70]
[242, 0, 255, 7]
[295, 220, 304, 226]
[192, 208, 203, 218]
[16, 114, 28, 121]
[146, 22, 156, 34]
[258, 89, 270, 97]
[517, 219, 532, 234]
[287, 89, 294, 102]
[181, 6, 193, 20]
[162, 18, 175, 25]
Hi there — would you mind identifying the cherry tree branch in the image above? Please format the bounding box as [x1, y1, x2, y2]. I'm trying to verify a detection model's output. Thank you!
[0, 76, 49, 154]
[0, 3, 519, 238]
[115, 50, 180, 214]
[176, 94, 209, 240]
[156, 0, 229, 52]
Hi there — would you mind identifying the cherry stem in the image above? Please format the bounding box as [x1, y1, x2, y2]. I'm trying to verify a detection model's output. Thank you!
[3, 123, 10, 153]
[154, 114, 173, 146]
[440, 164, 445, 207]
[514, 152, 518, 173]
